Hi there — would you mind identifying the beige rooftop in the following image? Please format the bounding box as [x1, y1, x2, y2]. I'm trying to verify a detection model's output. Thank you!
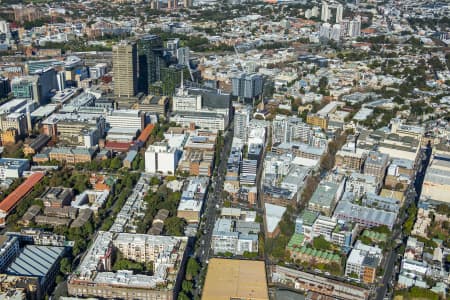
[202, 258, 269, 300]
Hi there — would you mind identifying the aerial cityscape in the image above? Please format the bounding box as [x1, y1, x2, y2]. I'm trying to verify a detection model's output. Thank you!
[0, 0, 448, 299]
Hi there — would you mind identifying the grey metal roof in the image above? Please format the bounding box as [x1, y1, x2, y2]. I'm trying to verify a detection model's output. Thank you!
[333, 201, 396, 228]
[6, 245, 64, 279]
[309, 181, 339, 207]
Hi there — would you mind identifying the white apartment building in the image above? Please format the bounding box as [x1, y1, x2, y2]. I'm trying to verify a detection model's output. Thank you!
[171, 111, 227, 131]
[106, 109, 144, 131]
[234, 105, 251, 141]
[145, 142, 181, 175]
[172, 93, 202, 112]
[345, 249, 365, 278]
[113, 233, 182, 263]
[311, 215, 337, 241]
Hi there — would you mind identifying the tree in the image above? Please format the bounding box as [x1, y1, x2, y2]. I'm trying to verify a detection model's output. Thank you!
[393, 96, 404, 105]
[139, 157, 145, 170]
[436, 203, 450, 216]
[312, 235, 332, 251]
[113, 257, 144, 272]
[186, 257, 200, 280]
[182, 280, 193, 294]
[243, 251, 258, 259]
[178, 292, 190, 300]
[428, 56, 445, 71]
[320, 153, 335, 171]
[394, 183, 404, 191]
[371, 225, 391, 234]
[109, 157, 122, 170]
[408, 287, 439, 300]
[166, 175, 177, 181]
[359, 235, 372, 245]
[255, 214, 263, 223]
[164, 217, 185, 236]
[318, 76, 328, 90]
[150, 176, 160, 186]
[60, 257, 72, 274]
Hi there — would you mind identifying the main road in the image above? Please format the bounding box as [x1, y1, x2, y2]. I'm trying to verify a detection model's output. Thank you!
[192, 127, 234, 296]
[375, 146, 432, 300]
[196, 127, 233, 264]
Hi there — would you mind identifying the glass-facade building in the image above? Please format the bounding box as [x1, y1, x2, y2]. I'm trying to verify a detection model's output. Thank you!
[137, 35, 164, 94]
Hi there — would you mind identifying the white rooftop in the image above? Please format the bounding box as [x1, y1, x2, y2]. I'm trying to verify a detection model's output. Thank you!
[265, 203, 286, 233]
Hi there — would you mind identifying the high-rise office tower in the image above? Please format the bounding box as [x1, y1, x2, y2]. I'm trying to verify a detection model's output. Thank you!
[321, 1, 330, 22]
[311, 6, 319, 17]
[177, 47, 190, 66]
[272, 115, 311, 145]
[0, 20, 10, 35]
[168, 0, 177, 9]
[137, 35, 164, 94]
[349, 16, 361, 37]
[159, 65, 187, 96]
[231, 73, 263, 103]
[234, 105, 252, 141]
[340, 19, 350, 36]
[113, 41, 138, 98]
[11, 68, 57, 104]
[0, 77, 11, 99]
[319, 23, 331, 39]
[56, 71, 66, 91]
[11, 76, 39, 101]
[336, 4, 343, 23]
[167, 39, 179, 55]
[183, 0, 192, 7]
[35, 67, 58, 104]
[150, 0, 160, 9]
[305, 9, 312, 19]
[331, 24, 341, 41]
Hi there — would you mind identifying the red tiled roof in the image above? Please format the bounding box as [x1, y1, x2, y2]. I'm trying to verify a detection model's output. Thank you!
[104, 141, 131, 152]
[361, 28, 376, 34]
[138, 124, 155, 143]
[0, 172, 44, 213]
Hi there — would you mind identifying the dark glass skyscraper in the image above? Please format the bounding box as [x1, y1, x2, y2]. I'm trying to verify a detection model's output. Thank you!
[137, 35, 164, 94]
[0, 77, 11, 99]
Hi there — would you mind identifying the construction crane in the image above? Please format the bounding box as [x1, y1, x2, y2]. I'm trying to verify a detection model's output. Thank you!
[234, 44, 244, 72]
[187, 62, 194, 82]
